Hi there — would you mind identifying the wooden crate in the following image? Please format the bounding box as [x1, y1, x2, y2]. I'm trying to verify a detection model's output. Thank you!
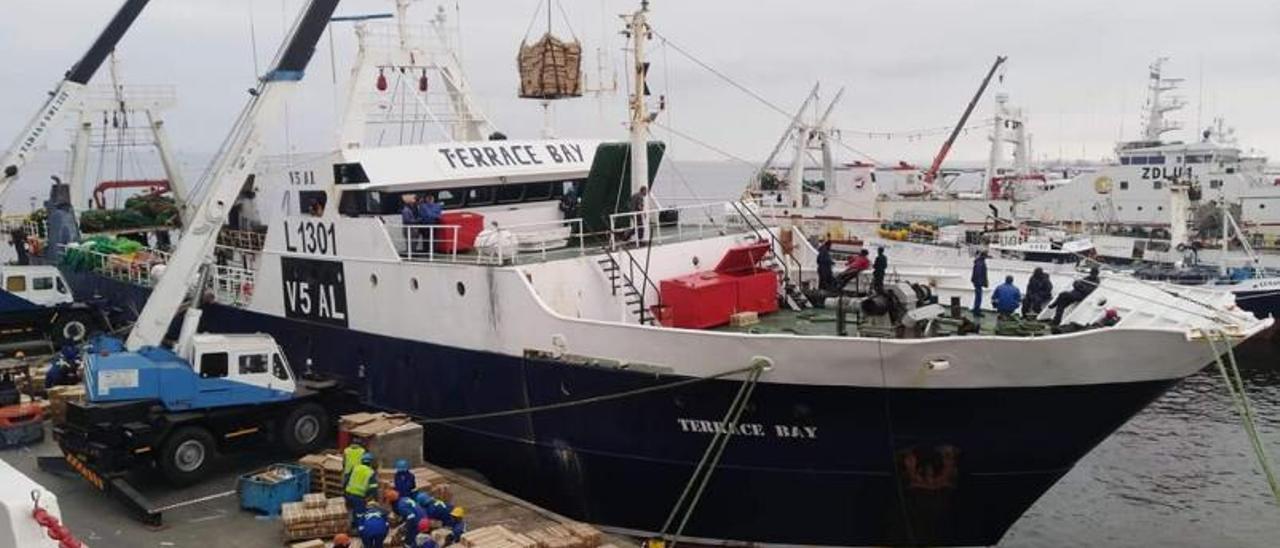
[462, 525, 539, 548]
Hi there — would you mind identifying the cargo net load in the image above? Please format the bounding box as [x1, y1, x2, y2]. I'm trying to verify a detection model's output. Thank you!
[517, 33, 583, 100]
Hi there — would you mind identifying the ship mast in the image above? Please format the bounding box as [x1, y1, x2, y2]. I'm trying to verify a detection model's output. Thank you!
[626, 1, 652, 209]
[1141, 57, 1184, 143]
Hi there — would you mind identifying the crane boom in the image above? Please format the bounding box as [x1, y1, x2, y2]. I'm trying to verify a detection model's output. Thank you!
[126, 0, 341, 351]
[923, 55, 1007, 187]
[1, 0, 152, 196]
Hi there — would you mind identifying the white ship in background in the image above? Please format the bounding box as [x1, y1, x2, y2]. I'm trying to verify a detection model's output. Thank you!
[753, 57, 1279, 247]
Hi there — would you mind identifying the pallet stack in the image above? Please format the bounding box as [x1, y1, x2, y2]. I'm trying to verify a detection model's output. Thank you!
[298, 452, 345, 497]
[521, 523, 605, 548]
[463, 522, 606, 548]
[281, 493, 348, 541]
[341, 412, 425, 469]
[376, 465, 453, 503]
[461, 525, 539, 548]
[46, 385, 86, 425]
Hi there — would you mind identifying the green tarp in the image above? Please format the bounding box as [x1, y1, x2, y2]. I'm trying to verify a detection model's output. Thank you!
[579, 141, 666, 234]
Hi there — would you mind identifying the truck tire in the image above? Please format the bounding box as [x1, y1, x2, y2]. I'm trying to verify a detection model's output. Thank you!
[159, 426, 217, 485]
[49, 312, 92, 346]
[280, 402, 329, 455]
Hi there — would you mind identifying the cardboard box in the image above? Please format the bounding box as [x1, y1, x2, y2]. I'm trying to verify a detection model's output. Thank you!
[46, 385, 86, 425]
[729, 311, 759, 326]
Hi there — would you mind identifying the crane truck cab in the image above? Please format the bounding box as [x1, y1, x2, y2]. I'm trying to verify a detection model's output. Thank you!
[0, 265, 107, 345]
[85, 334, 297, 409]
[56, 332, 339, 486]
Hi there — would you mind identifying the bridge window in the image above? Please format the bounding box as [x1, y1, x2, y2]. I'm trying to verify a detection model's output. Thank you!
[56, 278, 67, 294]
[466, 187, 494, 206]
[338, 190, 384, 216]
[497, 184, 525, 204]
[1209, 180, 1223, 189]
[435, 189, 465, 209]
[239, 353, 269, 375]
[525, 182, 553, 201]
[333, 163, 370, 184]
[1153, 181, 1162, 190]
[5, 276, 24, 292]
[1119, 181, 1129, 190]
[1147, 156, 1165, 164]
[1120, 157, 1131, 165]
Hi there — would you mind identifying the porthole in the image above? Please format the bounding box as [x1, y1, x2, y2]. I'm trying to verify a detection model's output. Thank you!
[370, 274, 379, 286]
[456, 282, 466, 296]
[1137, 206, 1143, 211]
[411, 278, 419, 291]
[1262, 204, 1267, 209]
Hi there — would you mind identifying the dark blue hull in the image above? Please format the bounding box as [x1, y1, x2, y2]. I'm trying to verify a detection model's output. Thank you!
[63, 271, 1179, 546]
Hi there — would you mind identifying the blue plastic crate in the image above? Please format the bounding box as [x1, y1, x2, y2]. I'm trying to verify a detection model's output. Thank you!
[238, 463, 310, 517]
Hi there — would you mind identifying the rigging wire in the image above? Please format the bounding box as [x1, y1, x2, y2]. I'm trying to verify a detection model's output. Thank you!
[650, 29, 793, 121]
[650, 121, 755, 166]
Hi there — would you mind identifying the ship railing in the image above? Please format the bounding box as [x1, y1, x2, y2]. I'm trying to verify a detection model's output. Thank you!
[607, 201, 742, 249]
[0, 216, 46, 240]
[384, 223, 462, 263]
[69, 247, 169, 287]
[208, 263, 257, 306]
[217, 228, 267, 252]
[383, 218, 586, 266]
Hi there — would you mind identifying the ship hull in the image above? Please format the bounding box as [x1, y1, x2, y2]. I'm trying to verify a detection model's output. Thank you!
[63, 270, 1180, 546]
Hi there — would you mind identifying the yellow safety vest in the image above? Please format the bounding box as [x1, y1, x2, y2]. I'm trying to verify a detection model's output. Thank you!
[343, 444, 366, 478]
[346, 464, 375, 497]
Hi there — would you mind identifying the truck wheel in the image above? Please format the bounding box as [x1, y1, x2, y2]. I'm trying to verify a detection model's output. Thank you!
[281, 402, 329, 455]
[159, 426, 217, 485]
[50, 312, 92, 345]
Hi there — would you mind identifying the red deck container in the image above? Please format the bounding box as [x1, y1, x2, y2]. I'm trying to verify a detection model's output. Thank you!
[435, 211, 485, 253]
[658, 242, 779, 328]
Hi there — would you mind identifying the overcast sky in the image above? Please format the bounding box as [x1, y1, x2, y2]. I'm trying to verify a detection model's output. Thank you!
[3, 0, 1279, 172]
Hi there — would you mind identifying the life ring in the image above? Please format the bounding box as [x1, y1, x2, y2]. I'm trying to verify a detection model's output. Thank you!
[1093, 176, 1114, 194]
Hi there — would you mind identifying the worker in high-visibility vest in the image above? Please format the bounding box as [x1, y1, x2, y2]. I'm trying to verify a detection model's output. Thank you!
[345, 452, 378, 526]
[343, 439, 367, 484]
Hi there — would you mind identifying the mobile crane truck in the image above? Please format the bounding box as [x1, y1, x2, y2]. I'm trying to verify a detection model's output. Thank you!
[40, 0, 348, 525]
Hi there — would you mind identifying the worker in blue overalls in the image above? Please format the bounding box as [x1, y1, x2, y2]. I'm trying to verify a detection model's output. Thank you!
[415, 493, 466, 545]
[389, 489, 427, 547]
[356, 502, 391, 548]
[44, 345, 80, 388]
[394, 459, 416, 500]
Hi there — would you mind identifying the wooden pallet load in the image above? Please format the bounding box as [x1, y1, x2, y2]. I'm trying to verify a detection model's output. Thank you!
[461, 525, 540, 548]
[281, 493, 348, 541]
[341, 412, 425, 469]
[298, 451, 346, 497]
[46, 385, 86, 425]
[520, 523, 605, 548]
[376, 465, 453, 504]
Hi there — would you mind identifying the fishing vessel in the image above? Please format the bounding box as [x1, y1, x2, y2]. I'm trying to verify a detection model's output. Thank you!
[20, 2, 1276, 546]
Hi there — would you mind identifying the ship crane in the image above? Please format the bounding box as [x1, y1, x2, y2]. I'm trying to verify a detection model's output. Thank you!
[922, 55, 1007, 192]
[0, 0, 152, 208]
[128, 0, 340, 351]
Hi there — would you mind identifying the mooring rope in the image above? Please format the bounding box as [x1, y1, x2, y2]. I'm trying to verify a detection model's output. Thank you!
[1205, 331, 1280, 505]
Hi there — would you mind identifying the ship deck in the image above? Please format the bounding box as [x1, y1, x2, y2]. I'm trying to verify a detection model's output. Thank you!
[709, 306, 1055, 339]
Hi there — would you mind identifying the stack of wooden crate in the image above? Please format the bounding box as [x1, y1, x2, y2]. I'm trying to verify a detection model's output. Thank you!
[463, 522, 606, 548]
[341, 412, 425, 469]
[46, 385, 86, 425]
[298, 452, 346, 497]
[281, 494, 348, 541]
[460, 525, 539, 548]
[521, 523, 605, 548]
[376, 465, 453, 503]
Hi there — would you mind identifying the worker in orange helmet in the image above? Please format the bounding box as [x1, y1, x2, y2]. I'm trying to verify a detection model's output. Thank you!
[332, 533, 353, 548]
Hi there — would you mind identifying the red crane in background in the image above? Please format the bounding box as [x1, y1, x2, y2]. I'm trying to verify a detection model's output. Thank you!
[922, 55, 1008, 190]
